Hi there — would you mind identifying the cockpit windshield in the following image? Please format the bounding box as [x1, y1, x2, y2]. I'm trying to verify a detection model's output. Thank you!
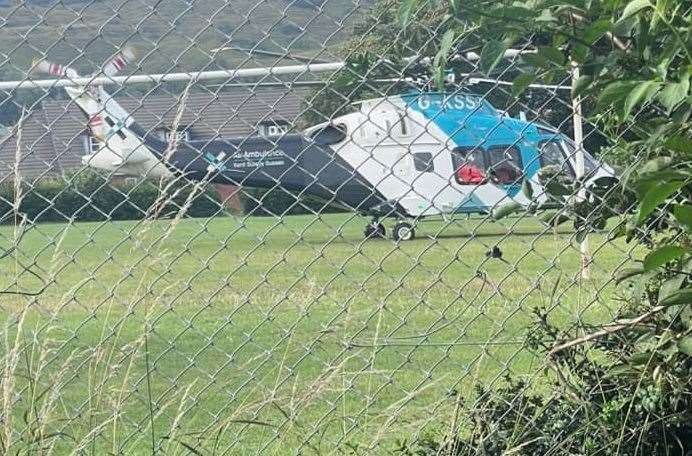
[539, 141, 575, 177]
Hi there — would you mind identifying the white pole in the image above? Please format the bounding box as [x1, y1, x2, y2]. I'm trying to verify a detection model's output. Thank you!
[466, 77, 571, 91]
[571, 61, 589, 279]
[463, 49, 537, 62]
[0, 62, 346, 91]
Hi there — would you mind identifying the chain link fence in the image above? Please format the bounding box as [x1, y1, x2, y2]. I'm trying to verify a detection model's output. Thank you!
[0, 0, 682, 454]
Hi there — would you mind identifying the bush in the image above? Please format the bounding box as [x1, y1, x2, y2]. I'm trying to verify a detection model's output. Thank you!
[0, 171, 224, 223]
[243, 187, 347, 217]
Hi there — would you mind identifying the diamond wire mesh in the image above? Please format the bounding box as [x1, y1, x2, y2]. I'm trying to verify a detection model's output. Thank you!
[0, 0, 659, 453]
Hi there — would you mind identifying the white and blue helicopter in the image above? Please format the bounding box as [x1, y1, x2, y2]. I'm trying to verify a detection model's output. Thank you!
[32, 54, 614, 241]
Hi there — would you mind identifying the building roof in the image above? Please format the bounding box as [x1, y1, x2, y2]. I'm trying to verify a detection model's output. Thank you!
[0, 108, 67, 182]
[0, 86, 313, 180]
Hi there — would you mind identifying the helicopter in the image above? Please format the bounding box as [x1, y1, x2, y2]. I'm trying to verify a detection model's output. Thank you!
[32, 53, 615, 241]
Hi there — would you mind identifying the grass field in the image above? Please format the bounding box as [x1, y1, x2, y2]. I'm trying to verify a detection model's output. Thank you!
[0, 213, 635, 454]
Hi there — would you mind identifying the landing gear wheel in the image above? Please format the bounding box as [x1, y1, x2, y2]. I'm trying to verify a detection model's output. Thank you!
[364, 222, 386, 239]
[393, 221, 415, 241]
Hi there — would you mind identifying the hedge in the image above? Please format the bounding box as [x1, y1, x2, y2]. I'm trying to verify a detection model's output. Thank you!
[243, 187, 347, 217]
[0, 171, 223, 223]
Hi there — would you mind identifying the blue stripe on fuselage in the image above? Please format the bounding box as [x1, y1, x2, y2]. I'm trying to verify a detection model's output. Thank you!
[404, 93, 546, 198]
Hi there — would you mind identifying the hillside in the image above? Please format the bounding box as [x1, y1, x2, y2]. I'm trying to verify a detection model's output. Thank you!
[0, 0, 372, 79]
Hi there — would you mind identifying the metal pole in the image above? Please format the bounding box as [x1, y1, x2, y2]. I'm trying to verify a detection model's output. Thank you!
[0, 62, 346, 90]
[571, 61, 589, 279]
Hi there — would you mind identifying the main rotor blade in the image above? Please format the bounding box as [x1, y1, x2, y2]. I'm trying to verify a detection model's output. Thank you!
[31, 59, 79, 79]
[102, 48, 135, 77]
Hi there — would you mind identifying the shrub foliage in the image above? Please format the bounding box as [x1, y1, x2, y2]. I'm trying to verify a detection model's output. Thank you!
[0, 171, 223, 223]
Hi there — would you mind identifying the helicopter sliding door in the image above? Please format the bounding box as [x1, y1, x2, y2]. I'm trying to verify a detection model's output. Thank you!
[449, 145, 527, 213]
[402, 145, 460, 216]
[485, 145, 525, 196]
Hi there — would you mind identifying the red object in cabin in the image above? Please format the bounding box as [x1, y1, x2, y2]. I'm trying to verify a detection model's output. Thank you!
[457, 164, 486, 184]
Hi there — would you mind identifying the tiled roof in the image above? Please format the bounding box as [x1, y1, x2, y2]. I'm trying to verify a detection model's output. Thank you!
[0, 86, 313, 179]
[0, 108, 68, 183]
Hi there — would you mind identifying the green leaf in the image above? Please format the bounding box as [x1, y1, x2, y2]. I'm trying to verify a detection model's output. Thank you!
[499, 6, 533, 19]
[658, 78, 690, 113]
[673, 204, 692, 230]
[615, 266, 646, 283]
[597, 81, 639, 114]
[612, 15, 638, 35]
[491, 201, 522, 220]
[643, 245, 687, 270]
[398, 0, 418, 29]
[521, 179, 534, 199]
[678, 336, 692, 356]
[480, 40, 507, 75]
[571, 75, 593, 98]
[583, 19, 611, 44]
[634, 170, 691, 198]
[639, 156, 673, 174]
[521, 53, 549, 69]
[636, 180, 687, 225]
[664, 136, 692, 154]
[660, 276, 684, 301]
[681, 305, 692, 329]
[512, 73, 536, 97]
[651, 0, 670, 30]
[571, 43, 590, 64]
[535, 8, 556, 22]
[623, 81, 661, 118]
[544, 180, 573, 198]
[537, 46, 565, 66]
[659, 288, 692, 306]
[619, 0, 652, 21]
[539, 211, 569, 226]
[433, 67, 445, 92]
[434, 29, 455, 68]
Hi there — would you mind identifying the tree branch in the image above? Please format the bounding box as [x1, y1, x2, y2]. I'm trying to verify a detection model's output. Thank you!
[549, 305, 666, 356]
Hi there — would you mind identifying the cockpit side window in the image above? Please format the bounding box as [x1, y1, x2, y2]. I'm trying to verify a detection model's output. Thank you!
[311, 124, 347, 146]
[539, 140, 575, 178]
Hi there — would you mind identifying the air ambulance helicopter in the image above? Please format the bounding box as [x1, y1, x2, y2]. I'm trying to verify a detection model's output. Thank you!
[29, 51, 614, 241]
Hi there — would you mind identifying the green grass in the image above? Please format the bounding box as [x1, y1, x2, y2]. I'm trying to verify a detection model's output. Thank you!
[0, 213, 635, 454]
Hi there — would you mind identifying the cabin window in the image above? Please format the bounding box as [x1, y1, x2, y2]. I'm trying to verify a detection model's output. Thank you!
[486, 146, 523, 185]
[398, 114, 409, 136]
[452, 147, 486, 185]
[83, 134, 100, 154]
[311, 124, 347, 145]
[539, 140, 575, 177]
[413, 152, 434, 172]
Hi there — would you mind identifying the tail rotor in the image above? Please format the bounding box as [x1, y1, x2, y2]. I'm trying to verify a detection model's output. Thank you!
[31, 49, 136, 141]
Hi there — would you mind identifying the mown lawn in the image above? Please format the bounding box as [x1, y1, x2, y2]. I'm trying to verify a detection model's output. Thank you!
[0, 213, 636, 454]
